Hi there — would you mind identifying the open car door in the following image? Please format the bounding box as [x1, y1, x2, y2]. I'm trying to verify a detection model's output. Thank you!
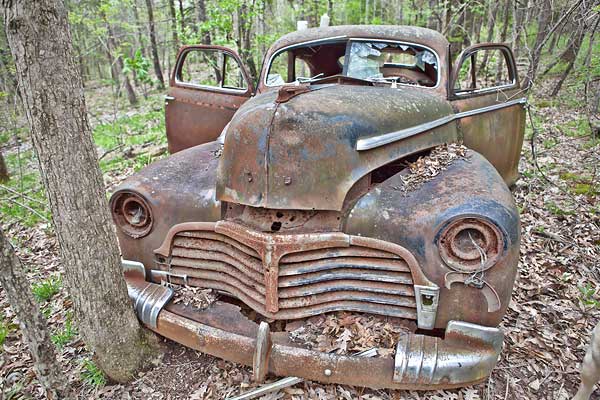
[449, 43, 527, 187]
[165, 45, 254, 153]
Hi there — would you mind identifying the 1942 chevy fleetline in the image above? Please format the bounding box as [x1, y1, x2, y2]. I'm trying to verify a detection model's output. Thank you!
[110, 25, 526, 390]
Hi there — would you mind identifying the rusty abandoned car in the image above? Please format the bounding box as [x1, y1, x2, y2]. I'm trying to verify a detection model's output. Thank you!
[110, 25, 526, 390]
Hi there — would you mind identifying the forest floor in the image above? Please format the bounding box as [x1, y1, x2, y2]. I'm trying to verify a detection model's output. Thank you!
[0, 76, 598, 400]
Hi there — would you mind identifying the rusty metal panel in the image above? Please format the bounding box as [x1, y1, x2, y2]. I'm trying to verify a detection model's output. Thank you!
[166, 45, 253, 153]
[452, 92, 526, 186]
[216, 84, 458, 211]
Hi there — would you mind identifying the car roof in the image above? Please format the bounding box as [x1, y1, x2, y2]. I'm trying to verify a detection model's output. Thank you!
[268, 25, 449, 56]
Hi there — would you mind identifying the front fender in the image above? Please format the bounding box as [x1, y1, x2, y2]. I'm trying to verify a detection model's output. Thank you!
[110, 141, 222, 270]
[344, 150, 520, 329]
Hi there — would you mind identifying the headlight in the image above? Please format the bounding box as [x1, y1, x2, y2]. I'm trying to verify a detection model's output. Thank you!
[110, 192, 153, 238]
[437, 217, 504, 272]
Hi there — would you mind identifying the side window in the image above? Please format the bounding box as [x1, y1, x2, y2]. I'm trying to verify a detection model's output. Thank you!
[266, 50, 311, 85]
[453, 48, 514, 95]
[223, 54, 248, 90]
[177, 48, 248, 91]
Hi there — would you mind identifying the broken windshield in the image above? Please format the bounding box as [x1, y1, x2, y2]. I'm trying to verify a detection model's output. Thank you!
[265, 39, 438, 88]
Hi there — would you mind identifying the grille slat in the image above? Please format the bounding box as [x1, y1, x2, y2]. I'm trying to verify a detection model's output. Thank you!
[171, 247, 264, 281]
[279, 268, 414, 287]
[280, 247, 400, 263]
[279, 256, 411, 276]
[278, 279, 415, 298]
[279, 290, 417, 308]
[159, 225, 417, 320]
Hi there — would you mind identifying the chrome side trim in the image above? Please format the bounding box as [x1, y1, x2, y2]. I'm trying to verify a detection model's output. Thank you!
[414, 285, 439, 330]
[121, 259, 146, 279]
[356, 97, 527, 151]
[393, 320, 503, 385]
[128, 283, 174, 329]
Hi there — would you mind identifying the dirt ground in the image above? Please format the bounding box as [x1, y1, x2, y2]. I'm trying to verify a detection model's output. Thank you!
[0, 77, 598, 399]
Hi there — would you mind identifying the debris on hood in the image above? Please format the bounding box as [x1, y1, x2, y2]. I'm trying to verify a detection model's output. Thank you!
[394, 143, 469, 195]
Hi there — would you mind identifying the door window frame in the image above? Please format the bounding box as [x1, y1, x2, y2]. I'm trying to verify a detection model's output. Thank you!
[172, 45, 254, 95]
[449, 43, 519, 100]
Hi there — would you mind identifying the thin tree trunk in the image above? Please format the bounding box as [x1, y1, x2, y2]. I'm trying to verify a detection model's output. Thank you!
[133, 0, 147, 57]
[145, 0, 165, 89]
[0, 228, 71, 399]
[2, 0, 158, 383]
[550, 28, 585, 96]
[479, 0, 500, 72]
[196, 0, 211, 44]
[178, 0, 185, 33]
[512, 0, 525, 59]
[0, 150, 8, 182]
[495, 0, 511, 79]
[103, 17, 138, 105]
[167, 0, 179, 51]
[522, 0, 552, 88]
[236, 1, 258, 81]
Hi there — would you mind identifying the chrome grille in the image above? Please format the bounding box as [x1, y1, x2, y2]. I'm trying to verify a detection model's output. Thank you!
[155, 221, 420, 320]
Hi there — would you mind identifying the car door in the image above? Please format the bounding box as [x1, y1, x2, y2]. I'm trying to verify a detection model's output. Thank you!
[165, 45, 254, 153]
[449, 44, 527, 187]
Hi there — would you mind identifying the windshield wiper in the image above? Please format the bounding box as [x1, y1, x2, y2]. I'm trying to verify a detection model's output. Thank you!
[295, 73, 324, 83]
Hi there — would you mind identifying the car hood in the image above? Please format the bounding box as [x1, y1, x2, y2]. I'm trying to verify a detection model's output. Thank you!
[216, 84, 457, 211]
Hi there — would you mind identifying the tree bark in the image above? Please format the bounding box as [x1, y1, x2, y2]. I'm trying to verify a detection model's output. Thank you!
[0, 227, 70, 399]
[0, 150, 8, 182]
[144, 0, 165, 89]
[2, 0, 158, 383]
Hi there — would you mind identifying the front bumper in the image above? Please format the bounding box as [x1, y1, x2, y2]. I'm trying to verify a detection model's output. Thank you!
[124, 260, 503, 390]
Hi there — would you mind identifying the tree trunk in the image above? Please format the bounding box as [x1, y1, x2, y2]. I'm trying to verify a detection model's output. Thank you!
[103, 15, 138, 105]
[550, 28, 585, 96]
[522, 0, 552, 88]
[236, 1, 258, 82]
[495, 0, 511, 79]
[133, 0, 147, 57]
[0, 227, 70, 399]
[196, 0, 211, 44]
[0, 150, 8, 182]
[478, 0, 499, 72]
[145, 0, 165, 89]
[167, 0, 179, 51]
[512, 0, 525, 59]
[2, 0, 158, 383]
[178, 0, 185, 33]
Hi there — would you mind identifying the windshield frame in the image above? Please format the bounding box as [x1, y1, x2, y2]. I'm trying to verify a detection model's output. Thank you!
[263, 36, 441, 90]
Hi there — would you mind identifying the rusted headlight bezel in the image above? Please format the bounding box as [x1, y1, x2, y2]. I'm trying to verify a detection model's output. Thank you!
[436, 216, 506, 272]
[110, 191, 153, 239]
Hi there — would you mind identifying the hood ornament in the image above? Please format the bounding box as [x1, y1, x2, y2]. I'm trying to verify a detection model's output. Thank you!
[275, 83, 311, 103]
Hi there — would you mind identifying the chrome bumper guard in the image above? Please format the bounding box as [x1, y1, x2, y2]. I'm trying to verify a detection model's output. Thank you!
[122, 260, 503, 390]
